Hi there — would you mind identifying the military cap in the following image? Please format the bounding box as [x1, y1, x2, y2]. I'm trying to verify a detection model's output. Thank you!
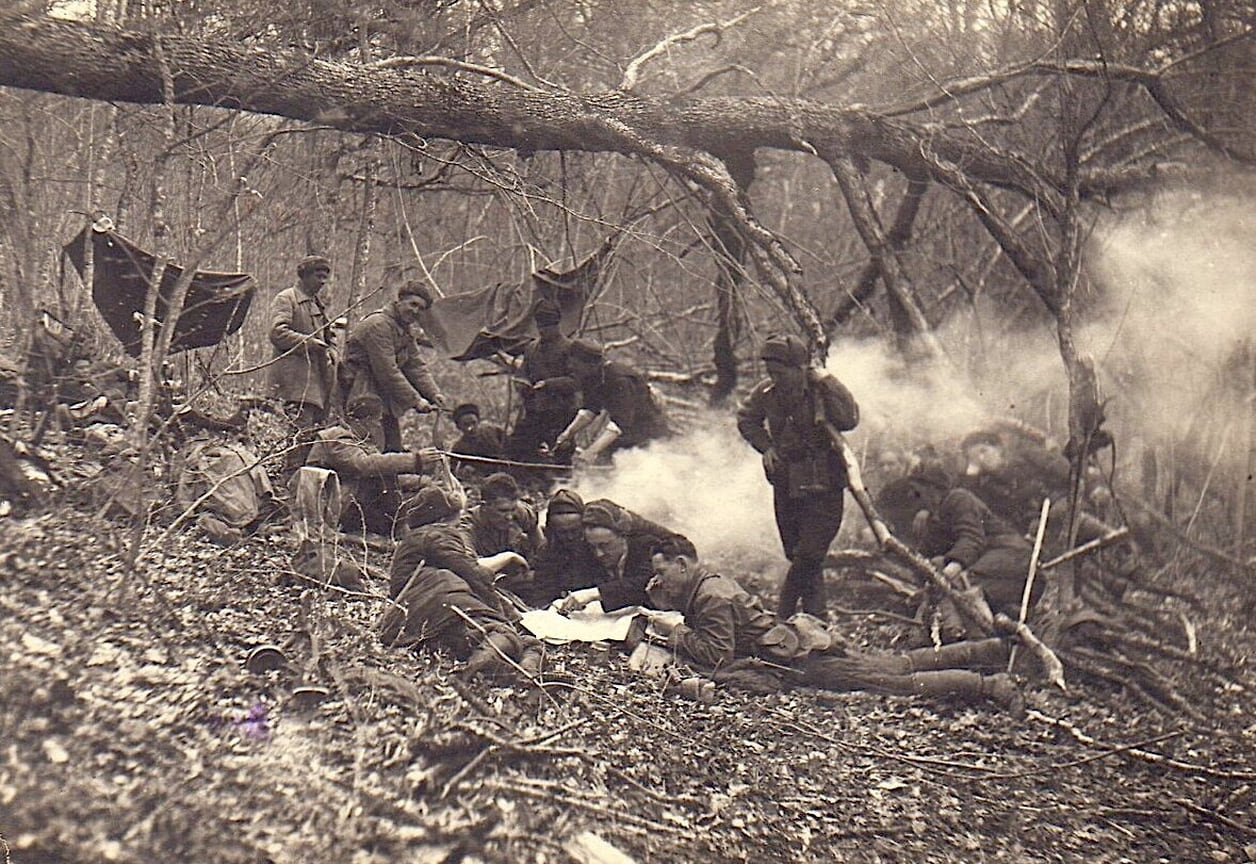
[406, 486, 460, 528]
[297, 255, 332, 276]
[346, 392, 384, 420]
[581, 499, 628, 533]
[546, 488, 585, 516]
[398, 279, 434, 306]
[760, 334, 809, 366]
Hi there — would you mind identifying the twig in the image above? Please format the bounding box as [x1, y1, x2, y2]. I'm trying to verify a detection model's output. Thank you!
[978, 730, 1186, 779]
[1027, 710, 1256, 780]
[447, 604, 556, 705]
[480, 778, 696, 837]
[1038, 527, 1130, 571]
[1173, 798, 1256, 838]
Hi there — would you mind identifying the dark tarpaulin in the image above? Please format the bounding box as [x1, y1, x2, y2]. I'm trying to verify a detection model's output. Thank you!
[63, 227, 254, 358]
[419, 236, 616, 361]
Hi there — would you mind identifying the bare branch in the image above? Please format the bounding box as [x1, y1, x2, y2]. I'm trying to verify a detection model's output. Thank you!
[619, 7, 761, 93]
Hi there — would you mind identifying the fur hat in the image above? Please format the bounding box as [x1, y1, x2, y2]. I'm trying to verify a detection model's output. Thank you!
[760, 334, 809, 366]
[532, 298, 563, 326]
[297, 255, 331, 276]
[398, 279, 434, 306]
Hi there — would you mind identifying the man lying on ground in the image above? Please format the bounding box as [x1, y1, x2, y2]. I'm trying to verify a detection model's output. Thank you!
[381, 486, 542, 676]
[640, 536, 1023, 713]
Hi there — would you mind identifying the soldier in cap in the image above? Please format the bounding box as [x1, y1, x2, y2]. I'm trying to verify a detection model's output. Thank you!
[503, 298, 579, 464]
[736, 334, 860, 618]
[269, 254, 338, 478]
[554, 339, 671, 464]
[342, 279, 449, 452]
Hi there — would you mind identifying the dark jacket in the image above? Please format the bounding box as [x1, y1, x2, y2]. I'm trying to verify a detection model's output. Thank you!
[524, 528, 605, 607]
[914, 487, 1035, 614]
[380, 565, 516, 658]
[597, 526, 689, 611]
[577, 360, 670, 448]
[736, 368, 859, 498]
[269, 285, 335, 409]
[390, 521, 500, 608]
[343, 306, 440, 418]
[450, 424, 506, 460]
[647, 567, 824, 670]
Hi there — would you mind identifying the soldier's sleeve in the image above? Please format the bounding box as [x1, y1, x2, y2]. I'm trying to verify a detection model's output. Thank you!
[268, 291, 305, 352]
[939, 489, 987, 568]
[735, 382, 774, 453]
[673, 592, 738, 668]
[312, 436, 419, 477]
[360, 318, 423, 410]
[399, 343, 442, 404]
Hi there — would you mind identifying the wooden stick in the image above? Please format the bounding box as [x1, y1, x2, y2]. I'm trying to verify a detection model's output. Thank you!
[1027, 709, 1256, 780]
[1038, 526, 1130, 571]
[1009, 497, 1050, 672]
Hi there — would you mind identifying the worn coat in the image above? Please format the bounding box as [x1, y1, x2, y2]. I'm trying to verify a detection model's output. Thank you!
[390, 521, 502, 608]
[914, 487, 1036, 615]
[306, 424, 425, 531]
[736, 367, 860, 498]
[342, 306, 440, 419]
[269, 285, 335, 410]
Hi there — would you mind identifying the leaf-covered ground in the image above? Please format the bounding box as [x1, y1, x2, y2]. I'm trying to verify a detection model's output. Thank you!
[3, 497, 1256, 863]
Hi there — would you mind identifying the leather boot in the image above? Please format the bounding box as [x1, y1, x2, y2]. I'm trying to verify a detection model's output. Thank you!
[905, 638, 1010, 673]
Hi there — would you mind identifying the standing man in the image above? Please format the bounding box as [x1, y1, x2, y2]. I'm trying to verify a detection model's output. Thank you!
[341, 279, 448, 452]
[736, 334, 860, 618]
[269, 254, 337, 477]
[504, 298, 579, 463]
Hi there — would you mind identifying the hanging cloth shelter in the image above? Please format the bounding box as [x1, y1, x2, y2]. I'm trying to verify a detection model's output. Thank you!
[62, 225, 254, 358]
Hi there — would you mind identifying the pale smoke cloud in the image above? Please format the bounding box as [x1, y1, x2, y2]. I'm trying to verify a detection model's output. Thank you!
[567, 415, 781, 570]
[1085, 195, 1256, 453]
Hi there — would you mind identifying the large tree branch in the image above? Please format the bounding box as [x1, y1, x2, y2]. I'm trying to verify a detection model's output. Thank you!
[0, 11, 1064, 208]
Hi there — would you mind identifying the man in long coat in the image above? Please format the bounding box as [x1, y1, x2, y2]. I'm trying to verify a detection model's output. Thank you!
[736, 334, 860, 618]
[269, 254, 338, 476]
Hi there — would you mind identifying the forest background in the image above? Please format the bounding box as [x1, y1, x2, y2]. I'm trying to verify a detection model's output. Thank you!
[1, 1, 1256, 861]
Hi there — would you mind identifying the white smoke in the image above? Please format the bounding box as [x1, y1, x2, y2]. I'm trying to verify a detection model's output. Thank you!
[567, 413, 781, 572]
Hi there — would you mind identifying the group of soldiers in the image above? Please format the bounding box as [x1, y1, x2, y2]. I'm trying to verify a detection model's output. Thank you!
[262, 255, 1104, 714]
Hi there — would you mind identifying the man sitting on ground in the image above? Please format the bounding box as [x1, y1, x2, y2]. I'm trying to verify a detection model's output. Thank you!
[304, 393, 439, 536]
[465, 471, 543, 562]
[642, 536, 1022, 713]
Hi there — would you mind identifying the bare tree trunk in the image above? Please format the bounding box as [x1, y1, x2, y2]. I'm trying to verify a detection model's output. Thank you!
[706, 147, 753, 406]
[345, 147, 378, 332]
